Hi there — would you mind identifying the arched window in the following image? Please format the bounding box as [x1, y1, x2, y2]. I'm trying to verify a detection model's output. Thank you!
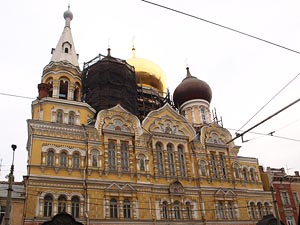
[257, 202, 263, 218]
[233, 164, 240, 179]
[243, 168, 248, 181]
[74, 85, 80, 101]
[174, 201, 181, 219]
[250, 168, 255, 181]
[56, 110, 63, 123]
[91, 150, 98, 167]
[200, 107, 206, 123]
[123, 199, 131, 219]
[211, 153, 218, 178]
[57, 195, 67, 213]
[110, 198, 118, 218]
[108, 141, 116, 170]
[264, 202, 270, 215]
[71, 196, 80, 218]
[156, 143, 164, 176]
[162, 201, 168, 219]
[121, 142, 128, 172]
[46, 79, 53, 97]
[59, 80, 68, 99]
[178, 145, 186, 177]
[73, 153, 80, 168]
[60, 152, 67, 167]
[68, 111, 75, 125]
[227, 202, 234, 219]
[186, 202, 192, 220]
[219, 154, 226, 178]
[139, 155, 145, 171]
[200, 161, 207, 176]
[47, 151, 54, 166]
[167, 144, 175, 176]
[64, 47, 69, 53]
[44, 194, 53, 217]
[250, 202, 256, 219]
[217, 201, 225, 219]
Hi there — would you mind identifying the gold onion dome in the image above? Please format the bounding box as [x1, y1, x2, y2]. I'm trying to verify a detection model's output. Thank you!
[126, 47, 167, 94]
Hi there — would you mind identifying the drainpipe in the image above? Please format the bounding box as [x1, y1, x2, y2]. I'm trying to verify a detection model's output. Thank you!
[82, 125, 89, 225]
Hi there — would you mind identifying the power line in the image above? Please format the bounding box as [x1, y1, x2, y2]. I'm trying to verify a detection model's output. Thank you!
[1, 90, 299, 144]
[237, 72, 300, 132]
[0, 92, 35, 100]
[141, 0, 300, 55]
[226, 97, 300, 144]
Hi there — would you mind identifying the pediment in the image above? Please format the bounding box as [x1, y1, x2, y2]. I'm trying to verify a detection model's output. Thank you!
[142, 103, 196, 140]
[95, 104, 143, 136]
[106, 183, 121, 191]
[169, 181, 184, 195]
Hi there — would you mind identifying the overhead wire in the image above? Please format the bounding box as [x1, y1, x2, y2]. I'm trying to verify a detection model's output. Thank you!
[237, 72, 300, 133]
[141, 0, 300, 55]
[0, 90, 299, 144]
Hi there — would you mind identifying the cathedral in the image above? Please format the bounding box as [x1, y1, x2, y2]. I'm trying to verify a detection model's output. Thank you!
[24, 6, 274, 225]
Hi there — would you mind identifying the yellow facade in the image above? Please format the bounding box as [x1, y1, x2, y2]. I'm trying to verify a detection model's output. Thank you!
[23, 7, 274, 225]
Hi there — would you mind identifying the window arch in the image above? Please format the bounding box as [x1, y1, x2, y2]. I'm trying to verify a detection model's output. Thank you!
[167, 144, 175, 176]
[73, 153, 80, 168]
[219, 154, 227, 178]
[257, 202, 263, 218]
[71, 196, 80, 218]
[228, 201, 234, 219]
[211, 153, 218, 178]
[242, 167, 248, 181]
[60, 152, 67, 167]
[162, 201, 168, 219]
[249, 202, 256, 219]
[91, 150, 99, 167]
[174, 201, 181, 219]
[59, 79, 68, 99]
[56, 110, 63, 123]
[121, 142, 129, 172]
[264, 202, 270, 215]
[250, 168, 255, 181]
[156, 142, 164, 176]
[47, 150, 54, 166]
[186, 202, 192, 220]
[44, 194, 53, 217]
[233, 163, 240, 179]
[74, 83, 80, 101]
[199, 160, 207, 176]
[108, 141, 116, 170]
[138, 154, 146, 171]
[110, 198, 118, 218]
[57, 195, 67, 213]
[178, 145, 186, 177]
[123, 199, 131, 219]
[45, 78, 53, 97]
[68, 111, 75, 125]
[216, 201, 225, 219]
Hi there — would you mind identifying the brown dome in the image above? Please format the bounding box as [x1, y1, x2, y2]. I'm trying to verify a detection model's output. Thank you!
[173, 67, 212, 108]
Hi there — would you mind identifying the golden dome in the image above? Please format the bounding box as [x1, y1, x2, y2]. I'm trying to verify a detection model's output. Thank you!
[126, 48, 167, 94]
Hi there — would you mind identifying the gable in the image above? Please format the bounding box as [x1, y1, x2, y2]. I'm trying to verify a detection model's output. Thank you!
[142, 103, 196, 141]
[95, 104, 143, 136]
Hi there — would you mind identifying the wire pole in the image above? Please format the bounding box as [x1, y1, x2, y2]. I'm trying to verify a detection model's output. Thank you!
[4, 144, 17, 225]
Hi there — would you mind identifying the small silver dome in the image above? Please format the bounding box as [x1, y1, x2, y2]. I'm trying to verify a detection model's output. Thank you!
[63, 8, 73, 21]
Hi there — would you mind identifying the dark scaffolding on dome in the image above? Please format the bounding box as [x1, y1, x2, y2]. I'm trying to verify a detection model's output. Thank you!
[82, 53, 175, 121]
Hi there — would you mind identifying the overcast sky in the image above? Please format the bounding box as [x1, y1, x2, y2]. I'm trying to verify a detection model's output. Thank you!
[0, 0, 300, 181]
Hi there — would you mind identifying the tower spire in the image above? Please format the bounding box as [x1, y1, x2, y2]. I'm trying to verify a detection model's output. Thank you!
[50, 5, 79, 67]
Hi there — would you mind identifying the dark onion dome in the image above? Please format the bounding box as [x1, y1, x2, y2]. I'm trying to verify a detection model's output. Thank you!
[173, 67, 212, 108]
